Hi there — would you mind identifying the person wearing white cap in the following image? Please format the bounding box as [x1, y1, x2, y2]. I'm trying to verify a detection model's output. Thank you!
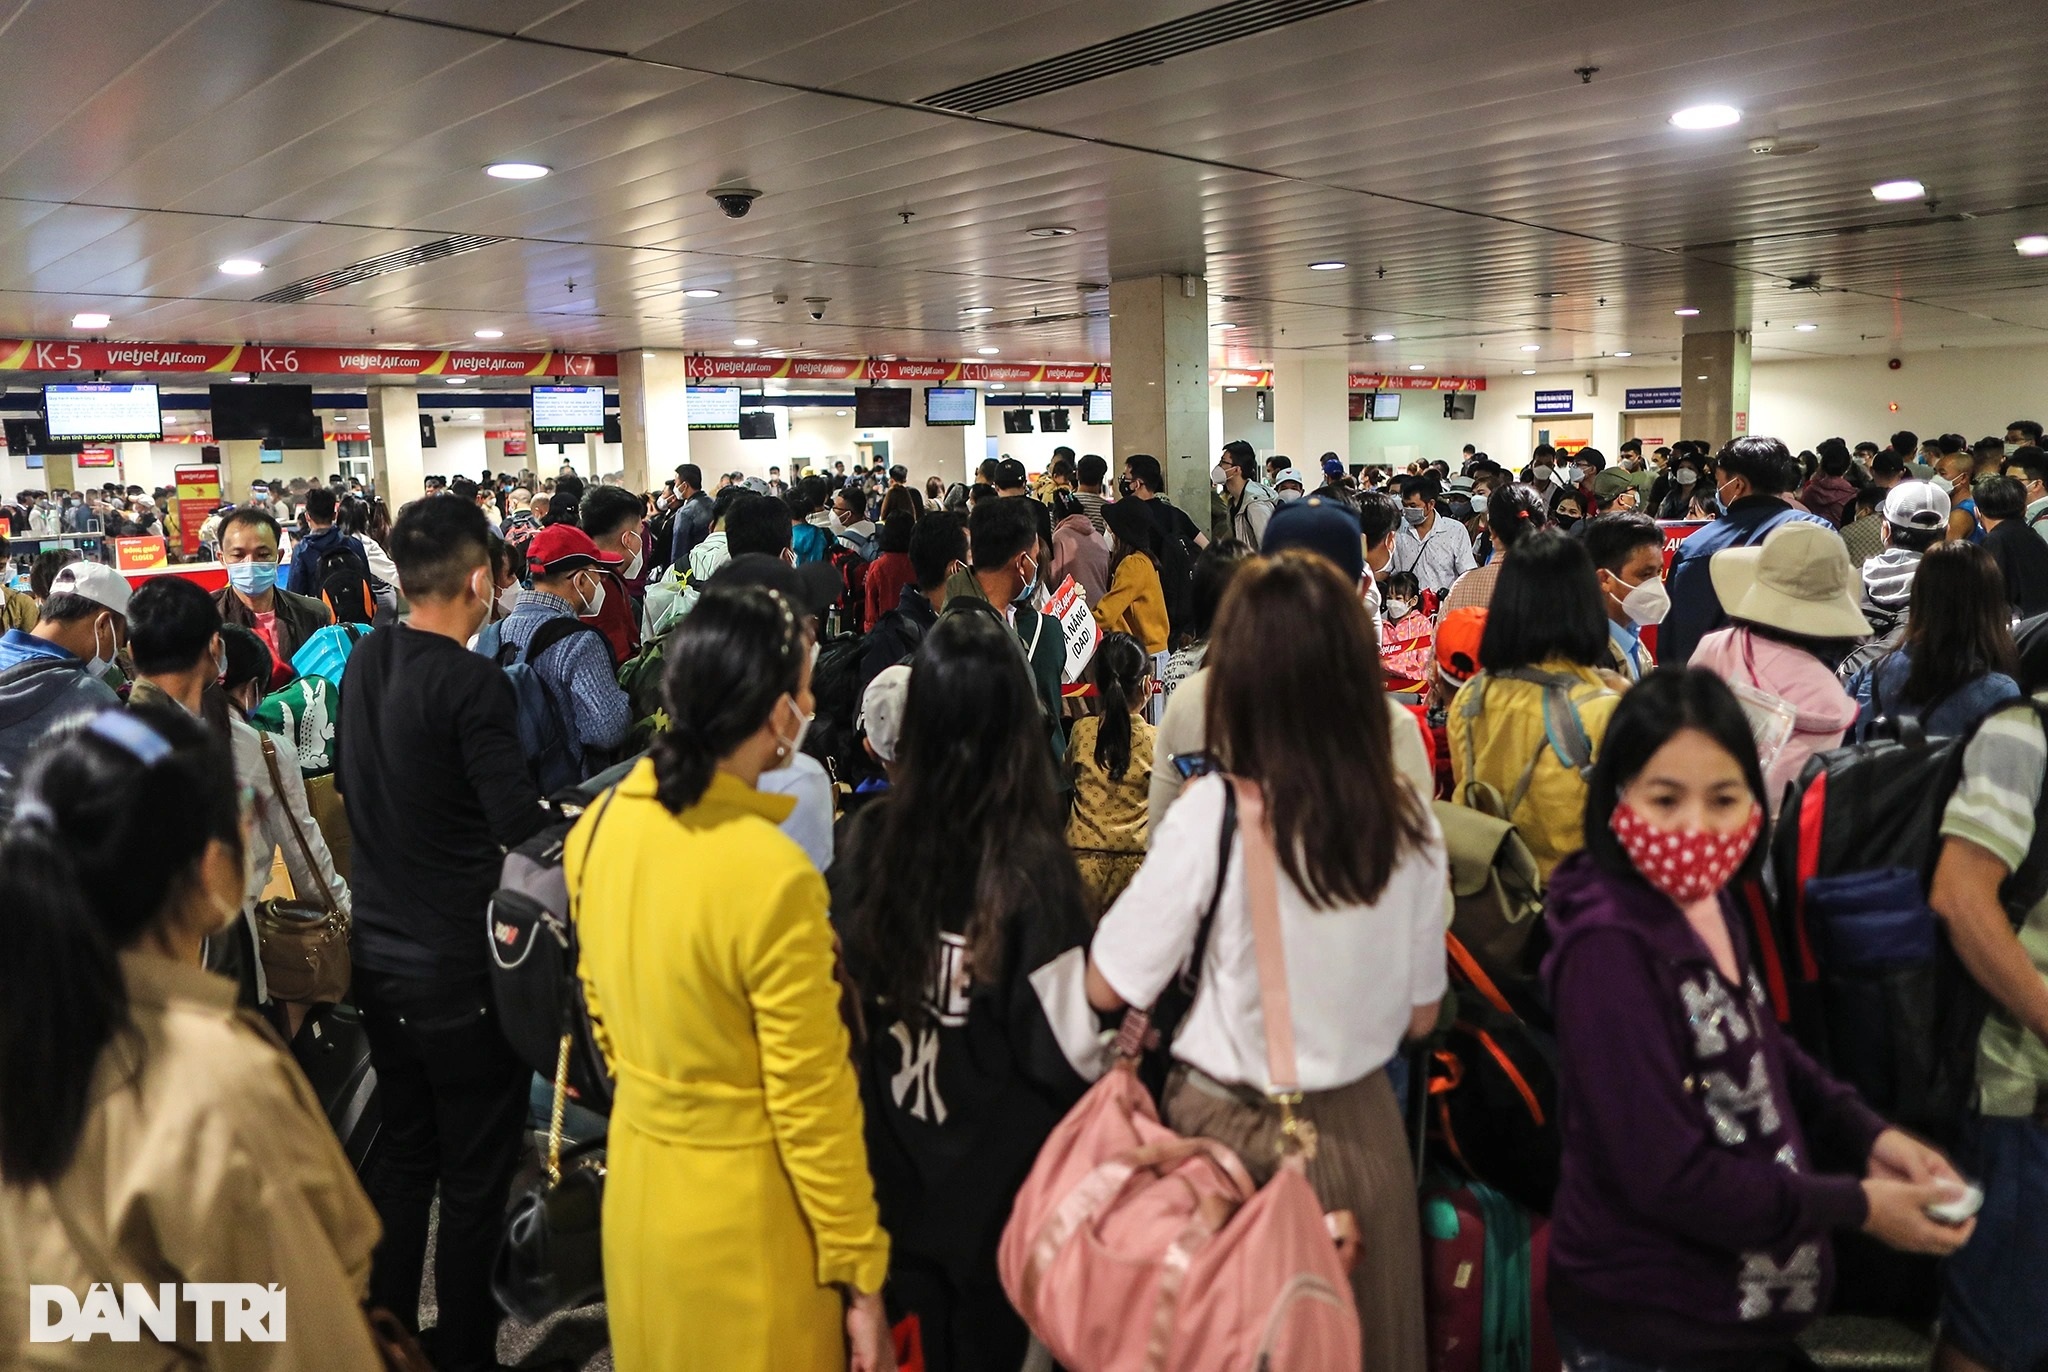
[0, 560, 129, 815]
[1835, 480, 1953, 684]
[856, 663, 910, 784]
[1270, 467, 1306, 503]
[1689, 521, 1866, 815]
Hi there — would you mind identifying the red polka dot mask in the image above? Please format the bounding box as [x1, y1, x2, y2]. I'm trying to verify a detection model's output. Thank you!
[1608, 799, 1762, 905]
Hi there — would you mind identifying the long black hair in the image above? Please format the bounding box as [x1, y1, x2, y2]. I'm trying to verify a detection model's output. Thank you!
[1478, 528, 1610, 671]
[1582, 668, 1770, 883]
[1903, 542, 2018, 705]
[651, 585, 807, 813]
[0, 707, 242, 1183]
[842, 607, 1082, 1029]
[1090, 633, 1149, 781]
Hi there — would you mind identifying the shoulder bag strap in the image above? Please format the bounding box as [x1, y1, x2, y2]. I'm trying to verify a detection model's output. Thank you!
[1176, 779, 1239, 998]
[259, 731, 340, 919]
[1232, 778, 1301, 1098]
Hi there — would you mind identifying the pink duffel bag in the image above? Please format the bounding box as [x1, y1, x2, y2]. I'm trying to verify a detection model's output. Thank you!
[998, 779, 1361, 1372]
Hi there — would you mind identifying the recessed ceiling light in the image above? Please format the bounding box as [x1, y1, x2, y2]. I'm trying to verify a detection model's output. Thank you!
[960, 306, 995, 315]
[1369, 332, 1396, 342]
[474, 328, 503, 339]
[1670, 104, 1740, 130]
[977, 347, 1000, 355]
[2015, 235, 2048, 256]
[230, 374, 253, 383]
[1025, 225, 1077, 238]
[1614, 351, 1633, 358]
[1520, 344, 1542, 352]
[836, 409, 848, 416]
[1871, 179, 1925, 202]
[733, 337, 759, 347]
[1534, 291, 1566, 300]
[1213, 321, 1238, 330]
[1697, 374, 1710, 380]
[1224, 386, 1239, 393]
[71, 312, 109, 329]
[445, 377, 467, 385]
[1521, 369, 1537, 375]
[1674, 307, 1701, 316]
[219, 258, 263, 275]
[485, 162, 550, 180]
[1308, 260, 1346, 271]
[1794, 322, 1819, 332]
[1408, 364, 1426, 371]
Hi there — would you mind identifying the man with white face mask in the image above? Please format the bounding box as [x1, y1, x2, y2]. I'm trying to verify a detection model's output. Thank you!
[499, 524, 633, 780]
[336, 496, 549, 1372]
[1584, 511, 1669, 683]
[0, 559, 126, 816]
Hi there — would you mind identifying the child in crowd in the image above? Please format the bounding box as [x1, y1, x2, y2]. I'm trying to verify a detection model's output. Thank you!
[1377, 569, 1434, 691]
[1065, 633, 1155, 911]
[1542, 669, 1975, 1372]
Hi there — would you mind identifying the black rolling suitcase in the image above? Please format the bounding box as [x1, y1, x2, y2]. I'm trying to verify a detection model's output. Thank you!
[291, 1001, 382, 1174]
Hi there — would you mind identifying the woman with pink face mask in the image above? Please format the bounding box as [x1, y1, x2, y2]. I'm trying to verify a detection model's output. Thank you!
[1540, 669, 1974, 1372]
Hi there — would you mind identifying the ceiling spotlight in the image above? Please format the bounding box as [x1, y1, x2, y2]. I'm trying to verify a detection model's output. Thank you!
[485, 162, 550, 179]
[218, 259, 264, 275]
[836, 409, 848, 416]
[1870, 179, 1925, 202]
[1025, 225, 1078, 238]
[2015, 235, 2048, 256]
[1213, 321, 1238, 329]
[1521, 369, 1537, 375]
[732, 337, 759, 347]
[474, 328, 504, 339]
[230, 374, 253, 383]
[1408, 363, 1427, 371]
[1520, 344, 1542, 352]
[1674, 307, 1701, 316]
[1794, 322, 1819, 332]
[683, 288, 722, 299]
[1308, 260, 1346, 271]
[1670, 104, 1741, 130]
[71, 312, 110, 329]
[642, 351, 656, 358]
[960, 306, 995, 315]
[1614, 351, 1633, 358]
[1369, 332, 1396, 342]
[445, 377, 467, 385]
[1224, 387, 1239, 393]
[1534, 290, 1566, 300]
[977, 347, 1000, 355]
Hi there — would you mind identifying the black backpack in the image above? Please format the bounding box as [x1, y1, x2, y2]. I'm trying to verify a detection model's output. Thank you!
[1156, 528, 1198, 644]
[1424, 933, 1561, 1214]
[497, 617, 606, 796]
[799, 633, 873, 789]
[1765, 704, 2048, 1147]
[316, 543, 375, 625]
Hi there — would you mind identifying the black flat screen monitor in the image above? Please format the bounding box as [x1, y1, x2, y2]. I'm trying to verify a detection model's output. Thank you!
[208, 383, 325, 448]
[1444, 393, 1477, 420]
[5, 416, 82, 455]
[738, 410, 777, 440]
[855, 387, 911, 428]
[1040, 408, 1070, 432]
[1002, 409, 1034, 434]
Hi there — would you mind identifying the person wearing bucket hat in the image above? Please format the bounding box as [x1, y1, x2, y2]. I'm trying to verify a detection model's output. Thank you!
[1689, 520, 1864, 815]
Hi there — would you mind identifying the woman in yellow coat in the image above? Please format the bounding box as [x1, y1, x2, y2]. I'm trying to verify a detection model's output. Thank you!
[569, 579, 893, 1372]
[1095, 497, 1171, 653]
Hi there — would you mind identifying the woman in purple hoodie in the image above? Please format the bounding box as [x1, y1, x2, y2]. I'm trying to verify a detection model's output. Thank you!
[1543, 668, 1976, 1372]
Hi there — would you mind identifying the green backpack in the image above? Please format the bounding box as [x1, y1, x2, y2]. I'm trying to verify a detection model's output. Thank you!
[615, 628, 672, 752]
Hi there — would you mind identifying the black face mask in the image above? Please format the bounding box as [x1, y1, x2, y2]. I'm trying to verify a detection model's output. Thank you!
[1117, 476, 1133, 498]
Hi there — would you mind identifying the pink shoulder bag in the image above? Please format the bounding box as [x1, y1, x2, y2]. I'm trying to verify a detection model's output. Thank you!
[998, 778, 1362, 1372]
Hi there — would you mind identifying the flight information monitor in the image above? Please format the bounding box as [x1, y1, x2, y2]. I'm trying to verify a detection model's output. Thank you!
[924, 386, 978, 426]
[1084, 389, 1113, 425]
[686, 386, 742, 431]
[530, 385, 606, 433]
[43, 383, 162, 442]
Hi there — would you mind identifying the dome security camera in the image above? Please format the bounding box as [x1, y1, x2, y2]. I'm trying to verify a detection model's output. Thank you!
[804, 295, 831, 322]
[709, 187, 762, 218]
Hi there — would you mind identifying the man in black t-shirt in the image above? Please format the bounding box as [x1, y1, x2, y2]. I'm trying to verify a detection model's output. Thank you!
[338, 497, 546, 1372]
[1119, 452, 1207, 552]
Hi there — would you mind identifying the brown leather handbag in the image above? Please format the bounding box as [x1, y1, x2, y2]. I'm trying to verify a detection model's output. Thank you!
[254, 734, 352, 1005]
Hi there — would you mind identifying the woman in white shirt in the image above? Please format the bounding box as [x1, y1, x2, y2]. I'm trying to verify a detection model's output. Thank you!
[1085, 550, 1446, 1372]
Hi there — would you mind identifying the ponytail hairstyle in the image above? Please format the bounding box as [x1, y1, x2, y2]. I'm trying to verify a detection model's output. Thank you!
[1, 706, 241, 1184]
[651, 584, 807, 813]
[1089, 633, 1150, 781]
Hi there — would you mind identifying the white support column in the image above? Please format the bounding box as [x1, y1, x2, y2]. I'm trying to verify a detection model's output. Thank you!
[1680, 330, 1753, 445]
[1270, 359, 1350, 468]
[618, 349, 691, 492]
[368, 387, 424, 507]
[1108, 273, 1210, 533]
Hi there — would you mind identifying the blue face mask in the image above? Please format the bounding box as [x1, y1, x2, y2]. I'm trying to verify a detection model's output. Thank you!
[227, 560, 278, 597]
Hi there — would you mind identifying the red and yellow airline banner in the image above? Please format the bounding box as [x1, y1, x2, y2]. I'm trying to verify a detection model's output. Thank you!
[685, 355, 1110, 386]
[1188, 368, 1491, 391]
[0, 339, 615, 378]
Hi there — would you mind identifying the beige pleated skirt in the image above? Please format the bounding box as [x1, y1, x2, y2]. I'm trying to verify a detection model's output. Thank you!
[1164, 1065, 1425, 1372]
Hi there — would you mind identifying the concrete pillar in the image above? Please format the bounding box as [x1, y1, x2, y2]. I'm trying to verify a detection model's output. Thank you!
[217, 441, 265, 501]
[1680, 330, 1752, 447]
[1208, 384, 1225, 461]
[1109, 274, 1210, 532]
[368, 386, 424, 507]
[118, 441, 154, 491]
[1270, 359, 1350, 469]
[618, 349, 691, 492]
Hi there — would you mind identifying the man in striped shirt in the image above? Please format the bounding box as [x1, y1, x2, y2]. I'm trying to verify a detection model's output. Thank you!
[1929, 700, 2048, 1372]
[1071, 453, 1110, 535]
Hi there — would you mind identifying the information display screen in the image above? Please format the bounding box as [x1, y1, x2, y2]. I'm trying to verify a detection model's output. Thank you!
[531, 385, 605, 433]
[1369, 392, 1401, 421]
[855, 388, 911, 428]
[686, 386, 742, 431]
[43, 383, 161, 441]
[924, 386, 978, 426]
[1084, 389, 1112, 425]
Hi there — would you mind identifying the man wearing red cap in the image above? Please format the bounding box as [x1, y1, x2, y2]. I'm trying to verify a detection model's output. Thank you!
[500, 524, 632, 785]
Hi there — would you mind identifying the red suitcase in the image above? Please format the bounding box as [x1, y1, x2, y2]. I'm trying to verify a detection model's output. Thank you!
[1421, 1183, 1559, 1372]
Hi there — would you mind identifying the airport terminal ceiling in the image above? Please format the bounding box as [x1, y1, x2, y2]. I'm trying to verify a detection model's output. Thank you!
[0, 0, 2042, 378]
